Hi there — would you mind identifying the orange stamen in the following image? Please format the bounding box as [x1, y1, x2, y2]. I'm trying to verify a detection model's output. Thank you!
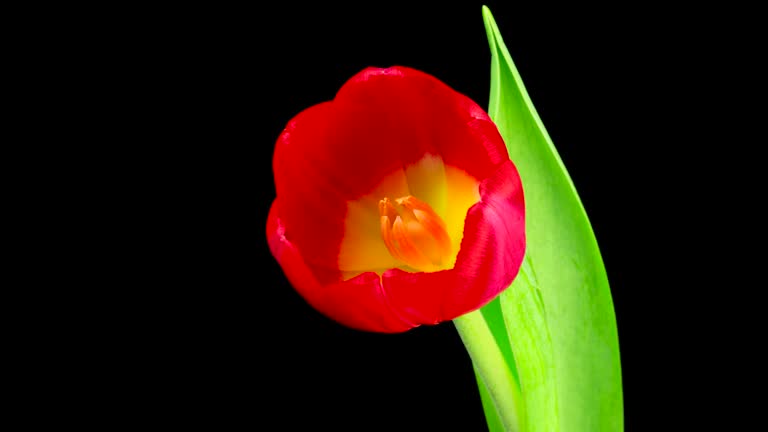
[378, 195, 453, 272]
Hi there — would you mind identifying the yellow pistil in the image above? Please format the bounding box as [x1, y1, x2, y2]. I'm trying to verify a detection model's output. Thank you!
[379, 195, 453, 272]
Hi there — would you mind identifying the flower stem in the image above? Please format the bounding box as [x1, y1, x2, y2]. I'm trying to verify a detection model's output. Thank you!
[454, 310, 523, 432]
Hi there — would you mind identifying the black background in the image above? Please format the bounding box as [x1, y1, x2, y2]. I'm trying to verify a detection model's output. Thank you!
[80, 1, 745, 430]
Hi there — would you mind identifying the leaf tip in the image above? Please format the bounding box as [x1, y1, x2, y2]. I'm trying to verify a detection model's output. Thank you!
[481, 5, 493, 19]
[481, 6, 497, 52]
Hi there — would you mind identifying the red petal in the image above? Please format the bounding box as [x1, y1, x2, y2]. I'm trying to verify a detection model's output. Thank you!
[268, 200, 417, 333]
[272, 102, 350, 276]
[335, 66, 509, 181]
[381, 160, 525, 324]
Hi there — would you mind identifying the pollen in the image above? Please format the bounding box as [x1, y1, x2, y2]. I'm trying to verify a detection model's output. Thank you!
[379, 195, 453, 272]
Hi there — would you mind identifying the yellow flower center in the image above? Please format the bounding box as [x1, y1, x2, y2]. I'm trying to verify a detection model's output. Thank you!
[379, 195, 452, 272]
[337, 154, 481, 280]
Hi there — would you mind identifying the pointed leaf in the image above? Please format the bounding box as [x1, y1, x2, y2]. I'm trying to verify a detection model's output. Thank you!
[482, 6, 623, 431]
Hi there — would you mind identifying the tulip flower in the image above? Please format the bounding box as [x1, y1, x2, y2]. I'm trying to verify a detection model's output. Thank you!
[267, 7, 622, 431]
[267, 66, 525, 333]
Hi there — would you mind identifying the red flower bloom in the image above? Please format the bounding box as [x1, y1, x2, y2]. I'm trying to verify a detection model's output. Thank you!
[267, 66, 525, 333]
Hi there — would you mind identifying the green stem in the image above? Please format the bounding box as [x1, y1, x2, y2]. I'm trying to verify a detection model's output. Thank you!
[454, 310, 523, 432]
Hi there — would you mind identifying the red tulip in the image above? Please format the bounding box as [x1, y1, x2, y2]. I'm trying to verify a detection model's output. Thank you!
[267, 66, 525, 333]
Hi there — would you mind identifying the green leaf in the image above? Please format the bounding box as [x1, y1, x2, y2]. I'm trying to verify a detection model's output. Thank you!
[481, 6, 624, 431]
[498, 256, 557, 431]
[479, 296, 520, 386]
